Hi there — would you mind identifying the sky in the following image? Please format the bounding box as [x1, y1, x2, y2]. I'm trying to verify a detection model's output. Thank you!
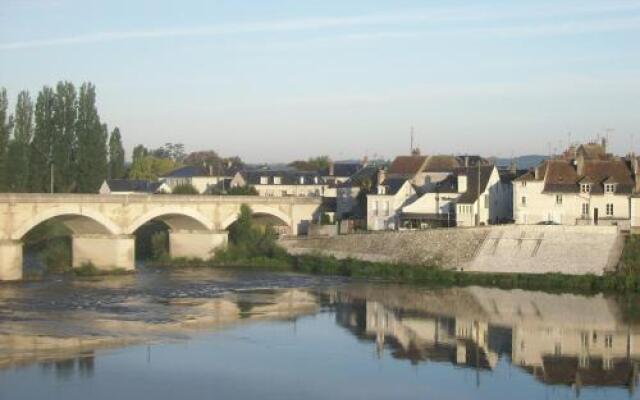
[1, 0, 640, 162]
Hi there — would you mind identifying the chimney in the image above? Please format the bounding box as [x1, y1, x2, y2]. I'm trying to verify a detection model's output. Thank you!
[329, 161, 335, 176]
[377, 168, 386, 185]
[208, 164, 213, 176]
[457, 173, 468, 193]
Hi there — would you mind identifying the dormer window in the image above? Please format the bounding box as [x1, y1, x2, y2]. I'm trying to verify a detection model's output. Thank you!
[314, 176, 319, 184]
[377, 186, 386, 195]
[273, 176, 282, 185]
[260, 176, 268, 185]
[299, 176, 305, 184]
[580, 183, 591, 193]
[605, 183, 615, 194]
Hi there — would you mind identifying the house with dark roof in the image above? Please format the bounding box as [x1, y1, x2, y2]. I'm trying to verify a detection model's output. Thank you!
[401, 164, 512, 227]
[160, 164, 245, 194]
[320, 161, 364, 186]
[244, 169, 327, 197]
[335, 165, 381, 221]
[513, 141, 635, 227]
[99, 179, 170, 195]
[366, 169, 417, 230]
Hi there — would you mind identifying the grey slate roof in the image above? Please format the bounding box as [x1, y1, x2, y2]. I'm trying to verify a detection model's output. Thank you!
[320, 162, 363, 177]
[244, 170, 325, 185]
[456, 165, 495, 204]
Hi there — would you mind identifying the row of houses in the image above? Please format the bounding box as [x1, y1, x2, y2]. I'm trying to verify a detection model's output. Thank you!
[100, 139, 640, 231]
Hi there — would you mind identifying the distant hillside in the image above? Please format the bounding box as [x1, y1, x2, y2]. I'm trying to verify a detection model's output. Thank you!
[493, 155, 548, 170]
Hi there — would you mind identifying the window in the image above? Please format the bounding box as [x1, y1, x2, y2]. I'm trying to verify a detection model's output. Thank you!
[383, 201, 390, 217]
[605, 183, 615, 194]
[605, 335, 613, 348]
[299, 176, 305, 184]
[521, 196, 527, 206]
[273, 176, 282, 185]
[314, 176, 319, 184]
[372, 201, 378, 217]
[606, 203, 614, 216]
[581, 332, 589, 348]
[554, 343, 562, 356]
[580, 183, 591, 193]
[556, 195, 563, 205]
[522, 181, 527, 188]
[581, 203, 589, 217]
[260, 176, 268, 185]
[603, 358, 613, 370]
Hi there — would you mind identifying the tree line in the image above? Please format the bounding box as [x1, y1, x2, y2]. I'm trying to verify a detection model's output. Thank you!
[0, 82, 125, 193]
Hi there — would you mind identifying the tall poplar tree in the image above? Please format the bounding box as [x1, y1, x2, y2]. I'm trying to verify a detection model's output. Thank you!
[52, 81, 78, 192]
[108, 127, 125, 179]
[7, 91, 33, 192]
[30, 86, 56, 193]
[75, 83, 107, 192]
[0, 88, 12, 191]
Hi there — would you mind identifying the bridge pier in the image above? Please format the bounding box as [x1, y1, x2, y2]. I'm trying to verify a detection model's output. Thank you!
[0, 240, 23, 281]
[169, 230, 228, 260]
[72, 234, 135, 271]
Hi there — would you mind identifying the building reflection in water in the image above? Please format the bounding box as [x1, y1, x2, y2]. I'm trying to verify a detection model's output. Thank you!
[39, 352, 95, 381]
[329, 286, 640, 395]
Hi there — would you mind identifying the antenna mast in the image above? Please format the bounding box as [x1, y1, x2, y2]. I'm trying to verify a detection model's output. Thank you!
[410, 126, 415, 154]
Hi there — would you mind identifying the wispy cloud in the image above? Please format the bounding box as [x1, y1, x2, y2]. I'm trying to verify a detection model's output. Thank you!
[2, 1, 640, 51]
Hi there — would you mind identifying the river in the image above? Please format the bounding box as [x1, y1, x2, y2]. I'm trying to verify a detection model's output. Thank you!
[0, 267, 638, 399]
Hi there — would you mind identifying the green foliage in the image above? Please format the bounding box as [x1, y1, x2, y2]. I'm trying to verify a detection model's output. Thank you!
[150, 231, 169, 261]
[151, 142, 185, 162]
[219, 186, 258, 196]
[619, 235, 640, 275]
[128, 155, 178, 180]
[7, 91, 33, 192]
[52, 81, 78, 193]
[76, 83, 108, 193]
[22, 220, 72, 273]
[288, 156, 330, 172]
[74, 262, 129, 277]
[108, 127, 126, 179]
[29, 86, 56, 192]
[320, 213, 332, 225]
[132, 144, 148, 163]
[171, 183, 199, 195]
[215, 204, 288, 262]
[0, 88, 11, 192]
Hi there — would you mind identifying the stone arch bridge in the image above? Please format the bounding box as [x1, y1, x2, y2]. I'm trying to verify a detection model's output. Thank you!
[0, 194, 321, 281]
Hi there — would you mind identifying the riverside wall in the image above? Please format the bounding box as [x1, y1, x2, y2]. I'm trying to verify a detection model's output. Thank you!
[280, 225, 625, 276]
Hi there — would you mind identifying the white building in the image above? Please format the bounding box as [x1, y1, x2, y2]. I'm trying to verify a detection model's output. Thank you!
[366, 171, 417, 230]
[245, 170, 327, 197]
[99, 179, 170, 195]
[513, 142, 635, 228]
[160, 165, 245, 194]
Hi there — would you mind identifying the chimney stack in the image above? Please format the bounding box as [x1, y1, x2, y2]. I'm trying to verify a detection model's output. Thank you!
[329, 161, 335, 176]
[377, 168, 386, 185]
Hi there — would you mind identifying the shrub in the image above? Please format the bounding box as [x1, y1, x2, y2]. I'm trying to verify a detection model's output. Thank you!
[171, 183, 199, 195]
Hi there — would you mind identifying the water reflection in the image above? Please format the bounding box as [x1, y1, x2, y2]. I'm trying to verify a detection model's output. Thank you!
[1, 270, 640, 398]
[329, 285, 640, 394]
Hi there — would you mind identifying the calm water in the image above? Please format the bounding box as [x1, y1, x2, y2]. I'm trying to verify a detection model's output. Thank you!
[0, 268, 639, 400]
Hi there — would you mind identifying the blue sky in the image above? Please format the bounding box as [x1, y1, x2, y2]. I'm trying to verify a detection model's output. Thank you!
[1, 0, 639, 162]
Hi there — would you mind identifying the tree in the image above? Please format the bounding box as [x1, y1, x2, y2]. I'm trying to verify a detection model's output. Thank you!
[288, 156, 330, 172]
[128, 155, 178, 180]
[30, 86, 56, 192]
[0, 88, 12, 191]
[7, 91, 33, 192]
[52, 81, 78, 192]
[75, 83, 107, 192]
[132, 144, 148, 163]
[108, 127, 125, 179]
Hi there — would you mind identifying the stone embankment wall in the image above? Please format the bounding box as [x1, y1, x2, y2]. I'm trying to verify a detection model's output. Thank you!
[280, 225, 625, 276]
[280, 228, 489, 268]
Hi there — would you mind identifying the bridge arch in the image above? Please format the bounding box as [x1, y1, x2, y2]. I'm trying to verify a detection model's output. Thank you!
[13, 207, 121, 240]
[220, 205, 292, 230]
[126, 207, 214, 234]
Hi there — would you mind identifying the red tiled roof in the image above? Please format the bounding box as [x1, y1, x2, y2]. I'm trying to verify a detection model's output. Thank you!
[388, 156, 428, 175]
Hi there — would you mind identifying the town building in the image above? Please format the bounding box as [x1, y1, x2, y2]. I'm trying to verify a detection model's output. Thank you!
[160, 164, 245, 194]
[513, 140, 634, 228]
[366, 169, 417, 230]
[99, 179, 170, 195]
[244, 170, 327, 197]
